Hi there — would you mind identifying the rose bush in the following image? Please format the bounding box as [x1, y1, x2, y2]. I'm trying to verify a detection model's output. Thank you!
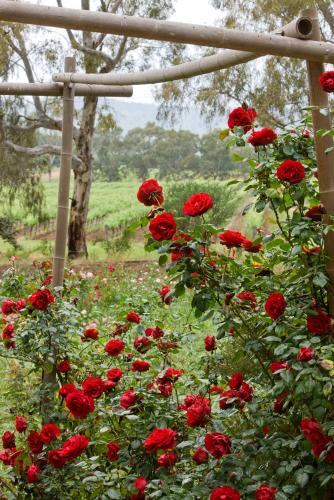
[0, 106, 333, 499]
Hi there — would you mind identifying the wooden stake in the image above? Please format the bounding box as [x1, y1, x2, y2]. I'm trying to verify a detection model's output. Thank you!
[304, 8, 334, 315]
[52, 57, 76, 287]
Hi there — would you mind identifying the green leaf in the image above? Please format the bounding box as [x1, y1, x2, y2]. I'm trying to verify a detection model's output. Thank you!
[295, 470, 309, 488]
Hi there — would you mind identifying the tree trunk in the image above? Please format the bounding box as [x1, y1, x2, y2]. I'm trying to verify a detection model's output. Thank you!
[68, 95, 98, 258]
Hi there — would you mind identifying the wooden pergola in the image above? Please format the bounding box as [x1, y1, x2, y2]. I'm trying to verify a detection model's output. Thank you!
[0, 1, 333, 314]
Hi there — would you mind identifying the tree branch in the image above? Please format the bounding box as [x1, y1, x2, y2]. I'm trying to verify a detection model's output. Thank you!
[4, 140, 82, 168]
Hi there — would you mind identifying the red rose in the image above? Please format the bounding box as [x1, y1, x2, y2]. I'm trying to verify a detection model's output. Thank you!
[228, 372, 243, 390]
[126, 311, 141, 323]
[82, 376, 105, 399]
[228, 106, 257, 133]
[48, 449, 66, 468]
[204, 432, 231, 458]
[120, 389, 140, 409]
[56, 360, 71, 373]
[26, 463, 40, 483]
[270, 361, 290, 374]
[157, 451, 177, 467]
[143, 428, 178, 453]
[84, 327, 99, 340]
[107, 368, 123, 382]
[210, 485, 240, 500]
[219, 230, 247, 248]
[319, 70, 334, 93]
[29, 289, 54, 311]
[158, 380, 173, 397]
[137, 179, 164, 206]
[237, 291, 257, 303]
[59, 383, 76, 398]
[273, 392, 289, 413]
[247, 128, 277, 147]
[134, 336, 151, 353]
[243, 239, 262, 252]
[186, 396, 211, 427]
[16, 298, 27, 310]
[134, 477, 147, 492]
[265, 292, 287, 320]
[145, 326, 164, 339]
[104, 338, 125, 356]
[149, 212, 177, 241]
[219, 389, 242, 410]
[1, 299, 18, 315]
[307, 308, 332, 335]
[204, 335, 216, 351]
[62, 434, 89, 462]
[157, 339, 177, 351]
[40, 423, 61, 444]
[15, 416, 27, 433]
[27, 431, 43, 454]
[65, 389, 95, 419]
[2, 431, 15, 449]
[159, 285, 172, 305]
[192, 447, 209, 464]
[276, 159, 305, 184]
[239, 381, 253, 402]
[297, 347, 314, 362]
[182, 192, 213, 217]
[106, 441, 120, 461]
[112, 323, 129, 336]
[305, 204, 326, 221]
[301, 418, 334, 462]
[160, 368, 183, 383]
[255, 484, 277, 500]
[2, 323, 15, 339]
[132, 359, 150, 372]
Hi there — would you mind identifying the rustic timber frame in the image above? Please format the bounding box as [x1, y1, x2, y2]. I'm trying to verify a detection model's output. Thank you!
[0, 1, 333, 318]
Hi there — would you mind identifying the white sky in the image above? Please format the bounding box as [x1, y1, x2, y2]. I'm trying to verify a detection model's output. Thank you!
[35, 0, 219, 103]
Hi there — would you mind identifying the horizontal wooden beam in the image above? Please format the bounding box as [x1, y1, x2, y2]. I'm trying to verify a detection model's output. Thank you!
[0, 1, 333, 62]
[0, 82, 133, 97]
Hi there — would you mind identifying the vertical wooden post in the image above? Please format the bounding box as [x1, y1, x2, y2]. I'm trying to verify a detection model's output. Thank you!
[52, 56, 76, 287]
[303, 8, 334, 315]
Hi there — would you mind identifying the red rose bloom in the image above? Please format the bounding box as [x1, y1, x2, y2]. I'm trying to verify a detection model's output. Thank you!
[107, 368, 123, 382]
[228, 372, 243, 390]
[159, 285, 172, 305]
[16, 298, 27, 310]
[228, 106, 257, 133]
[239, 381, 253, 402]
[219, 389, 242, 410]
[143, 428, 178, 453]
[2, 323, 15, 339]
[301, 418, 334, 462]
[84, 327, 99, 340]
[265, 292, 287, 320]
[149, 212, 177, 241]
[270, 361, 290, 374]
[307, 308, 332, 335]
[277, 159, 305, 184]
[157, 451, 177, 467]
[134, 336, 151, 353]
[26, 463, 40, 483]
[192, 447, 209, 464]
[204, 335, 216, 351]
[2, 431, 15, 449]
[160, 368, 183, 383]
[243, 239, 262, 252]
[56, 360, 71, 373]
[210, 485, 240, 500]
[27, 431, 43, 454]
[59, 383, 76, 398]
[182, 192, 213, 217]
[1, 299, 18, 315]
[40, 424, 61, 444]
[120, 389, 140, 409]
[145, 326, 164, 339]
[29, 289, 54, 311]
[204, 432, 231, 458]
[134, 477, 147, 492]
[82, 376, 105, 399]
[62, 434, 89, 462]
[273, 392, 289, 413]
[319, 71, 334, 93]
[104, 338, 125, 356]
[248, 128, 277, 147]
[106, 441, 120, 461]
[48, 449, 66, 468]
[305, 204, 326, 221]
[65, 389, 95, 419]
[132, 359, 151, 372]
[112, 323, 129, 336]
[219, 230, 247, 248]
[137, 179, 164, 206]
[126, 311, 141, 324]
[237, 291, 257, 303]
[255, 485, 277, 500]
[15, 416, 27, 433]
[186, 396, 211, 427]
[297, 347, 314, 362]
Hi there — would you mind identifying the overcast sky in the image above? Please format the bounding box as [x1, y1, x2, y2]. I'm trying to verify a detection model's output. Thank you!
[37, 0, 219, 103]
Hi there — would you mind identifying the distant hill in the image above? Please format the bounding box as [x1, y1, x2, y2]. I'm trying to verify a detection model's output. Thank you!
[108, 99, 222, 134]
